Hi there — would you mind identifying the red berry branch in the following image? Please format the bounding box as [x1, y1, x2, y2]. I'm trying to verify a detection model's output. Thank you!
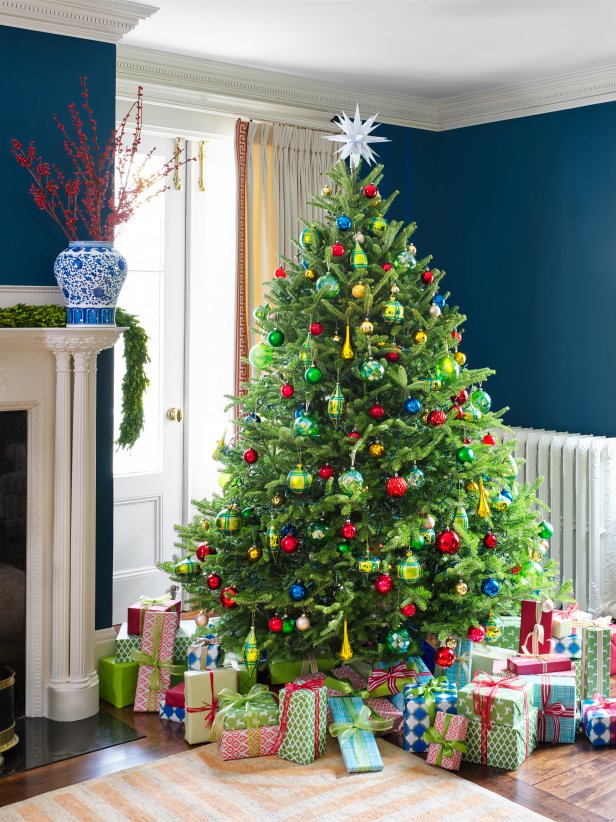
[11, 78, 194, 242]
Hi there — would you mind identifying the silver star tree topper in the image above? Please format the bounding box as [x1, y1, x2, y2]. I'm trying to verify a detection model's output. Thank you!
[325, 105, 389, 168]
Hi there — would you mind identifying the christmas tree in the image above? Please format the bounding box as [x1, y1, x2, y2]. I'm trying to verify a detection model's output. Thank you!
[162, 109, 568, 667]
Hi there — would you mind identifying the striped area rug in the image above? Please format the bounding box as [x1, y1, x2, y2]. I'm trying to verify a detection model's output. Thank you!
[0, 739, 548, 822]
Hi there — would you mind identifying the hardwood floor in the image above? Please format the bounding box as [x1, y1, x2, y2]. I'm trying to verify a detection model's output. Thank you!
[1, 684, 615, 819]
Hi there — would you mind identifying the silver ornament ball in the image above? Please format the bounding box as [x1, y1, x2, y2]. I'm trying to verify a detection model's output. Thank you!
[295, 614, 311, 631]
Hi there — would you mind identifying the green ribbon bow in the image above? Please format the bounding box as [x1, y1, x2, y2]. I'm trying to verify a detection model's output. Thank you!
[424, 722, 467, 767]
[322, 675, 370, 701]
[329, 704, 393, 770]
[131, 614, 184, 699]
[405, 676, 453, 724]
[211, 683, 277, 741]
[139, 594, 172, 606]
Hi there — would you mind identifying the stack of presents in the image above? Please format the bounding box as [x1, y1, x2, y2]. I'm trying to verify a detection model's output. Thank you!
[98, 594, 616, 774]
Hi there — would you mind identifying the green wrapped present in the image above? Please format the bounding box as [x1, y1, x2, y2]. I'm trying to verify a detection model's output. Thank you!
[268, 652, 337, 685]
[458, 673, 533, 725]
[115, 620, 194, 665]
[470, 643, 517, 678]
[212, 684, 279, 736]
[580, 624, 611, 700]
[98, 656, 138, 708]
[464, 707, 538, 769]
[500, 616, 521, 650]
[278, 679, 328, 765]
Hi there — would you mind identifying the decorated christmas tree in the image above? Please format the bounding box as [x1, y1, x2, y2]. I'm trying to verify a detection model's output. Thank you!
[162, 108, 568, 669]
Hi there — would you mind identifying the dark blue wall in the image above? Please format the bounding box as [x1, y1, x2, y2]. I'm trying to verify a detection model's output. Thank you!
[0, 25, 116, 628]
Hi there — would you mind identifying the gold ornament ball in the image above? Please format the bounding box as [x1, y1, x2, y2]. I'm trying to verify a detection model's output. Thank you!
[413, 330, 427, 345]
[332, 331, 342, 342]
[407, 244, 417, 254]
[465, 480, 479, 492]
[390, 283, 400, 294]
[353, 232, 365, 243]
[445, 636, 458, 649]
[321, 185, 332, 196]
[360, 319, 374, 334]
[200, 519, 209, 532]
[305, 268, 316, 281]
[271, 493, 284, 507]
[370, 195, 382, 207]
[454, 351, 467, 366]
[247, 545, 263, 562]
[420, 410, 429, 424]
[455, 579, 468, 595]
[369, 441, 385, 458]
[352, 282, 366, 299]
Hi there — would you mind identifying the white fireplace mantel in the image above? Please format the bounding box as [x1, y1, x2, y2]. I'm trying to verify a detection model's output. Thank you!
[0, 327, 124, 721]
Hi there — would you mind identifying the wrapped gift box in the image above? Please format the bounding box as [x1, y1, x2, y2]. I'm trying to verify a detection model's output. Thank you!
[611, 625, 616, 675]
[133, 611, 183, 712]
[499, 616, 521, 650]
[127, 596, 181, 635]
[219, 725, 280, 759]
[507, 654, 572, 676]
[329, 696, 390, 773]
[165, 681, 185, 709]
[464, 707, 538, 769]
[552, 635, 583, 659]
[552, 604, 584, 639]
[214, 685, 279, 732]
[471, 644, 517, 679]
[458, 674, 533, 726]
[326, 666, 403, 732]
[495, 658, 582, 704]
[520, 674, 576, 743]
[580, 625, 611, 700]
[187, 634, 222, 671]
[519, 599, 553, 656]
[98, 656, 138, 709]
[116, 621, 195, 665]
[159, 701, 185, 723]
[367, 658, 432, 697]
[277, 678, 328, 765]
[435, 638, 473, 690]
[184, 668, 238, 744]
[403, 679, 457, 753]
[425, 711, 469, 772]
[581, 695, 616, 746]
[268, 653, 336, 685]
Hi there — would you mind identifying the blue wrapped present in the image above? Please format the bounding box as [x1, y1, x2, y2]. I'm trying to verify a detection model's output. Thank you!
[329, 696, 392, 773]
[403, 677, 457, 753]
[158, 701, 185, 723]
[520, 674, 576, 743]
[187, 634, 222, 670]
[581, 695, 616, 746]
[435, 639, 472, 689]
[552, 635, 582, 659]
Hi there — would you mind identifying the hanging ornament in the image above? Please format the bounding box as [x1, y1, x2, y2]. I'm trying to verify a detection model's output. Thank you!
[327, 383, 346, 425]
[253, 304, 269, 321]
[339, 617, 353, 661]
[296, 613, 311, 632]
[353, 231, 365, 243]
[331, 242, 345, 257]
[332, 329, 342, 343]
[300, 259, 309, 269]
[246, 545, 262, 562]
[280, 534, 300, 554]
[467, 624, 486, 643]
[454, 505, 469, 531]
[318, 464, 335, 480]
[336, 214, 353, 231]
[248, 342, 274, 370]
[199, 519, 209, 532]
[274, 266, 286, 279]
[421, 270, 434, 285]
[194, 610, 208, 629]
[348, 428, 361, 440]
[356, 551, 380, 573]
[477, 477, 491, 518]
[339, 468, 365, 496]
[267, 521, 280, 551]
[289, 581, 308, 602]
[519, 560, 543, 584]
[281, 522, 299, 538]
[315, 273, 340, 297]
[374, 573, 393, 595]
[435, 354, 460, 383]
[351, 282, 365, 298]
[396, 550, 423, 583]
[321, 185, 332, 196]
[196, 542, 216, 560]
[404, 397, 422, 415]
[267, 328, 284, 348]
[341, 324, 354, 360]
[423, 514, 436, 529]
[381, 262, 393, 272]
[386, 474, 408, 497]
[370, 214, 388, 233]
[310, 321, 323, 336]
[436, 528, 461, 555]
[300, 333, 312, 365]
[528, 542, 547, 563]
[359, 358, 385, 382]
[454, 351, 467, 366]
[340, 520, 357, 539]
[286, 464, 313, 494]
[386, 628, 411, 653]
[244, 411, 261, 425]
[462, 404, 482, 423]
[369, 441, 385, 458]
[174, 556, 202, 577]
[400, 603, 417, 618]
[455, 579, 468, 595]
[481, 578, 501, 597]
[482, 432, 496, 446]
[538, 521, 554, 539]
[483, 531, 498, 549]
[369, 402, 386, 421]
[293, 413, 319, 439]
[309, 521, 331, 542]
[304, 364, 323, 384]
[413, 330, 427, 345]
[281, 382, 295, 398]
[300, 226, 323, 249]
[363, 184, 378, 198]
[494, 493, 511, 511]
[281, 616, 295, 635]
[406, 466, 425, 488]
[434, 646, 456, 668]
[385, 348, 401, 363]
[359, 318, 374, 334]
[243, 625, 259, 674]
[456, 445, 476, 463]
[483, 613, 505, 644]
[471, 389, 492, 413]
[243, 447, 259, 464]
[305, 268, 316, 281]
[350, 240, 368, 271]
[215, 505, 242, 533]
[428, 304, 441, 318]
[337, 541, 352, 554]
[427, 409, 447, 427]
[271, 493, 284, 507]
[382, 296, 404, 324]
[205, 571, 222, 590]
[410, 532, 426, 551]
[269, 615, 284, 633]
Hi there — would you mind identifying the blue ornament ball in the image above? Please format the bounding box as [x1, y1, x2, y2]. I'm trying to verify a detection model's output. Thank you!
[404, 397, 422, 415]
[294, 404, 307, 418]
[481, 577, 501, 597]
[301, 258, 309, 270]
[245, 412, 261, 424]
[433, 294, 446, 308]
[280, 522, 299, 538]
[336, 214, 353, 231]
[289, 581, 308, 602]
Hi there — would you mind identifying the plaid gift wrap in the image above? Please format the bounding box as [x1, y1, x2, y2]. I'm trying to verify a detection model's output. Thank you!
[187, 635, 222, 671]
[133, 611, 184, 712]
[579, 624, 612, 700]
[98, 656, 138, 709]
[552, 635, 583, 659]
[116, 621, 194, 665]
[527, 674, 576, 743]
[158, 700, 185, 723]
[519, 599, 554, 656]
[268, 652, 336, 685]
[184, 668, 238, 744]
[127, 595, 180, 635]
[507, 654, 572, 676]
[211, 684, 279, 737]
[219, 725, 280, 760]
[458, 673, 533, 726]
[425, 711, 469, 771]
[435, 638, 472, 689]
[277, 677, 328, 765]
[495, 659, 582, 704]
[324, 667, 404, 732]
[329, 697, 392, 773]
[470, 644, 517, 679]
[403, 677, 457, 753]
[464, 708, 538, 769]
[582, 694, 616, 746]
[499, 616, 522, 650]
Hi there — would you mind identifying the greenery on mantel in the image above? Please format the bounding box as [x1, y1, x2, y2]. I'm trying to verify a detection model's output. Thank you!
[0, 304, 150, 449]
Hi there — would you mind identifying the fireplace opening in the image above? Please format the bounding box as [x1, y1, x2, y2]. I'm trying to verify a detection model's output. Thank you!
[0, 410, 27, 718]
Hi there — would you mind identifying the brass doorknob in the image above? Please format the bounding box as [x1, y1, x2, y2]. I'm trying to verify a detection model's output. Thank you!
[167, 407, 183, 422]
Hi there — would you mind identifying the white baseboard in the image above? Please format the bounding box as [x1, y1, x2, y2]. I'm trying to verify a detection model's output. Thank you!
[94, 626, 118, 664]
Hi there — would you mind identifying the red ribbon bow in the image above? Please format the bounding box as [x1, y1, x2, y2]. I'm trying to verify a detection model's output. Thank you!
[590, 693, 616, 713]
[536, 676, 575, 743]
[276, 676, 325, 759]
[367, 663, 418, 694]
[471, 673, 529, 765]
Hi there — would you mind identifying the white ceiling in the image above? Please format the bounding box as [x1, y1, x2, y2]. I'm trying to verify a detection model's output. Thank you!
[121, 0, 616, 100]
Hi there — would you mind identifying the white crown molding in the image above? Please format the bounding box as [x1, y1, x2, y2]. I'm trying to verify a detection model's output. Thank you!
[117, 45, 616, 132]
[0, 0, 158, 44]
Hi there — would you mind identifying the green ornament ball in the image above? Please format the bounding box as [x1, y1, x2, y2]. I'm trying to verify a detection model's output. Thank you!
[457, 445, 476, 463]
[308, 521, 331, 543]
[471, 389, 492, 413]
[300, 225, 323, 249]
[386, 628, 411, 653]
[337, 541, 352, 555]
[293, 413, 319, 439]
[356, 553, 380, 573]
[538, 521, 554, 539]
[519, 560, 543, 583]
[252, 304, 269, 321]
[315, 274, 340, 297]
[359, 358, 385, 382]
[267, 328, 285, 347]
[173, 556, 202, 577]
[483, 613, 505, 644]
[215, 505, 243, 533]
[435, 354, 460, 383]
[410, 533, 426, 551]
[370, 215, 388, 233]
[286, 464, 313, 494]
[304, 365, 323, 384]
[281, 617, 295, 634]
[382, 297, 404, 324]
[248, 342, 273, 369]
[395, 551, 423, 583]
[338, 468, 365, 497]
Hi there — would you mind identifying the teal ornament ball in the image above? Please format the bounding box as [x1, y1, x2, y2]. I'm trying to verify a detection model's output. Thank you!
[419, 526, 435, 545]
[483, 613, 505, 644]
[462, 404, 482, 422]
[356, 553, 380, 573]
[308, 521, 331, 543]
[267, 328, 285, 347]
[215, 505, 243, 533]
[359, 358, 385, 382]
[370, 215, 388, 233]
[406, 467, 425, 488]
[173, 556, 202, 577]
[338, 468, 365, 497]
[304, 365, 323, 384]
[300, 225, 323, 249]
[471, 389, 492, 413]
[435, 354, 460, 383]
[315, 274, 340, 297]
[252, 304, 269, 321]
[397, 249, 416, 268]
[386, 628, 411, 653]
[382, 297, 404, 324]
[293, 414, 319, 439]
[248, 342, 273, 369]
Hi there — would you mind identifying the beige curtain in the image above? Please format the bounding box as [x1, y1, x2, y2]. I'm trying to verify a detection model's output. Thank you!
[246, 122, 335, 314]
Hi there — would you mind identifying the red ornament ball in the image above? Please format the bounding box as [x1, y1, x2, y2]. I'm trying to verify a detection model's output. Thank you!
[319, 464, 335, 480]
[219, 586, 238, 609]
[400, 603, 417, 618]
[511, 565, 521, 575]
[281, 382, 295, 398]
[196, 542, 216, 560]
[464, 437, 473, 445]
[363, 184, 378, 199]
[269, 615, 284, 633]
[206, 572, 222, 590]
[483, 531, 498, 549]
[274, 266, 286, 279]
[421, 270, 434, 285]
[280, 534, 300, 554]
[386, 474, 408, 497]
[436, 528, 461, 555]
[374, 573, 393, 594]
[369, 403, 386, 421]
[482, 433, 497, 446]
[340, 520, 357, 539]
[332, 243, 345, 257]
[453, 389, 469, 406]
[453, 405, 464, 420]
[434, 646, 456, 668]
[451, 331, 462, 343]
[468, 624, 486, 643]
[310, 321, 323, 336]
[381, 262, 393, 272]
[243, 447, 259, 464]
[385, 349, 401, 362]
[348, 429, 361, 440]
[427, 409, 447, 427]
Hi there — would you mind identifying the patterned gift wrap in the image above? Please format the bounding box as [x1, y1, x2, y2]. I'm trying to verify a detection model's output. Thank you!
[499, 616, 521, 650]
[494, 659, 582, 704]
[520, 674, 576, 743]
[581, 695, 616, 746]
[328, 696, 392, 773]
[470, 644, 517, 679]
[213, 684, 279, 733]
[519, 599, 554, 656]
[184, 668, 238, 744]
[133, 611, 183, 712]
[551, 604, 584, 639]
[464, 708, 538, 769]
[367, 658, 432, 697]
[116, 621, 195, 665]
[219, 725, 280, 759]
[187, 635, 222, 671]
[268, 652, 337, 685]
[403, 678, 457, 753]
[425, 711, 469, 771]
[326, 667, 403, 732]
[127, 596, 180, 636]
[506, 654, 572, 676]
[277, 678, 328, 765]
[159, 701, 185, 723]
[552, 634, 582, 659]
[435, 638, 472, 689]
[579, 625, 611, 700]
[458, 674, 533, 726]
[98, 656, 138, 709]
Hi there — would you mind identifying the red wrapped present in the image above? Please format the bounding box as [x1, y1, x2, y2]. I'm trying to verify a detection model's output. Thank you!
[519, 599, 553, 656]
[165, 681, 185, 709]
[507, 654, 572, 676]
[127, 595, 181, 635]
[219, 725, 280, 760]
[425, 711, 469, 771]
[133, 611, 183, 712]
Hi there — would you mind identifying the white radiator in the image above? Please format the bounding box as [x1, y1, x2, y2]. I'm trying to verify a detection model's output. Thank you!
[502, 428, 616, 617]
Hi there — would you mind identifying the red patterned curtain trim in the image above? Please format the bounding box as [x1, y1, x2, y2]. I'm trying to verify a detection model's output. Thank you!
[234, 119, 250, 412]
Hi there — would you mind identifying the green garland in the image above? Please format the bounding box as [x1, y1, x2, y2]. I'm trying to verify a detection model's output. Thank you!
[0, 303, 150, 449]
